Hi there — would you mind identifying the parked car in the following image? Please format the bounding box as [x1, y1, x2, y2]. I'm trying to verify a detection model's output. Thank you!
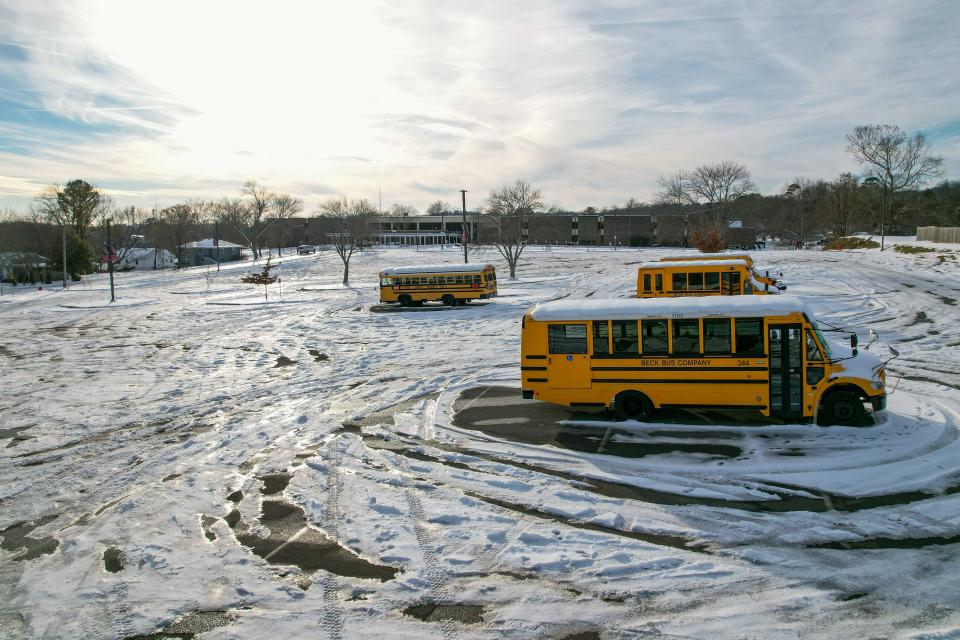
[297, 245, 317, 255]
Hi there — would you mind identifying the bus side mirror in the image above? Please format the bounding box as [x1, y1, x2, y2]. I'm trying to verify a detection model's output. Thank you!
[765, 270, 770, 277]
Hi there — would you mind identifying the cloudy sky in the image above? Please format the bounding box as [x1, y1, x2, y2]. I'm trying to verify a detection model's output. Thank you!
[0, 0, 957, 213]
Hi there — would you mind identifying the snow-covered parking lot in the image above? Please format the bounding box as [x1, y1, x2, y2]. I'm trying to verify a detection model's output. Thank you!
[2, 243, 960, 639]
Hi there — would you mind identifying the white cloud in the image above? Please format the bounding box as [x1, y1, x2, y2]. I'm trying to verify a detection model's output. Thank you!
[0, 0, 957, 211]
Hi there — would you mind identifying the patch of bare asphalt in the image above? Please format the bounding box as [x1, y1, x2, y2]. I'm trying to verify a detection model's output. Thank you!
[124, 610, 236, 640]
[103, 547, 124, 572]
[402, 603, 486, 624]
[259, 473, 291, 496]
[0, 514, 60, 560]
[224, 497, 399, 582]
[307, 349, 329, 362]
[273, 355, 296, 368]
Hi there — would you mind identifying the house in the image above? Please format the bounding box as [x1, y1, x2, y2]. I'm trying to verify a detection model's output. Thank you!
[179, 239, 244, 267]
[116, 248, 177, 271]
[0, 252, 48, 283]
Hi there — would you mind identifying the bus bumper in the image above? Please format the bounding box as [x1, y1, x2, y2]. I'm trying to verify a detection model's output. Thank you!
[870, 394, 886, 412]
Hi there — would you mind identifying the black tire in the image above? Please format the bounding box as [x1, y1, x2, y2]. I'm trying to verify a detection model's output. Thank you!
[398, 295, 412, 307]
[614, 391, 654, 421]
[442, 294, 455, 306]
[819, 390, 866, 426]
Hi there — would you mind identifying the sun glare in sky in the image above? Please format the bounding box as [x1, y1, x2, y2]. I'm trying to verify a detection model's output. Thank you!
[0, 0, 957, 210]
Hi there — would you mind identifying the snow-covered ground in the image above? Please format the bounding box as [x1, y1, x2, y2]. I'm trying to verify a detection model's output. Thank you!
[2, 243, 960, 639]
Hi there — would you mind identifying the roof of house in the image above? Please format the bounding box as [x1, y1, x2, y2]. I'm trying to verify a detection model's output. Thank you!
[180, 239, 244, 249]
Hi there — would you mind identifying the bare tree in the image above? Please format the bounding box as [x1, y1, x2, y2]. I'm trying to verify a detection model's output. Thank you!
[319, 197, 371, 284]
[656, 162, 756, 237]
[783, 178, 827, 246]
[270, 193, 304, 256]
[426, 200, 450, 216]
[484, 179, 544, 278]
[240, 179, 274, 259]
[161, 203, 201, 268]
[821, 173, 862, 238]
[846, 124, 944, 232]
[214, 196, 255, 259]
[389, 203, 417, 217]
[98, 205, 149, 266]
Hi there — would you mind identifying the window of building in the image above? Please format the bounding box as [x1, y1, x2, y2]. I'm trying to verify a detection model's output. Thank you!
[548, 324, 588, 354]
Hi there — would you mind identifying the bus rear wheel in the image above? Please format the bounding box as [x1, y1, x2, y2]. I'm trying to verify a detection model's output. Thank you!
[614, 391, 654, 421]
[819, 390, 866, 426]
[442, 294, 455, 306]
[398, 295, 412, 307]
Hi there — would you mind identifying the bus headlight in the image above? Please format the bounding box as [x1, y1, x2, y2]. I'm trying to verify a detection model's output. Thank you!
[871, 380, 884, 390]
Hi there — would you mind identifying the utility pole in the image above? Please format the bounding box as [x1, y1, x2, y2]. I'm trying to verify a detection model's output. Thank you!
[379, 188, 382, 215]
[215, 220, 221, 271]
[105, 218, 116, 302]
[61, 223, 68, 289]
[460, 189, 468, 263]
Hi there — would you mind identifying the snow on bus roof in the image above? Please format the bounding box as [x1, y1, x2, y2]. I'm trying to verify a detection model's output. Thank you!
[638, 259, 748, 269]
[661, 253, 752, 261]
[380, 263, 494, 275]
[530, 295, 813, 321]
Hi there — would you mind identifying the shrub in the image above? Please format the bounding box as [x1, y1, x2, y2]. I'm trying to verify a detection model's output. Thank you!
[691, 229, 725, 253]
[893, 245, 938, 254]
[824, 236, 880, 250]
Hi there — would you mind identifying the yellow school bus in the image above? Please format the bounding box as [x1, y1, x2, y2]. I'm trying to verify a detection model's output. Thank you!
[379, 263, 497, 306]
[637, 259, 779, 297]
[660, 253, 784, 289]
[520, 296, 886, 425]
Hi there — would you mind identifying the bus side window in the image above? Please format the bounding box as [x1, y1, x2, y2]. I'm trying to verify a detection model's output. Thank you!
[655, 274, 663, 292]
[703, 318, 732, 354]
[612, 320, 639, 354]
[744, 279, 754, 294]
[705, 272, 720, 291]
[672, 273, 687, 291]
[671, 319, 700, 355]
[473, 275, 482, 284]
[455, 275, 464, 284]
[688, 272, 704, 291]
[643, 274, 651, 292]
[592, 321, 609, 354]
[641, 319, 668, 355]
[548, 324, 588, 354]
[734, 318, 764, 356]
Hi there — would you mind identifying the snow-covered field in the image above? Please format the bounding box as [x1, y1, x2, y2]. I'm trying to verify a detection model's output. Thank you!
[2, 241, 960, 639]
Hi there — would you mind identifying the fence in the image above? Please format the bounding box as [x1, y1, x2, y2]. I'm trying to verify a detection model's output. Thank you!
[917, 226, 960, 243]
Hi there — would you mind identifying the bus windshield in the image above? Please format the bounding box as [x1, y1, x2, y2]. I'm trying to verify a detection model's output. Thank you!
[812, 323, 833, 359]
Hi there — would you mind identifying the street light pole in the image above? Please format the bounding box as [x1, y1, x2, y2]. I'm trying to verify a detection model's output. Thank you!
[864, 177, 887, 251]
[105, 217, 116, 302]
[61, 223, 68, 289]
[460, 189, 468, 263]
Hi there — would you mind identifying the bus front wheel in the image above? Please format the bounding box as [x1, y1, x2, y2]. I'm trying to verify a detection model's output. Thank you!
[614, 391, 654, 421]
[398, 295, 413, 307]
[819, 390, 866, 426]
[442, 294, 455, 306]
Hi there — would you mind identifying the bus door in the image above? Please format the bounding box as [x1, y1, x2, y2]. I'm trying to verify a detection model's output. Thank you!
[546, 323, 592, 389]
[768, 323, 803, 419]
[721, 271, 741, 295]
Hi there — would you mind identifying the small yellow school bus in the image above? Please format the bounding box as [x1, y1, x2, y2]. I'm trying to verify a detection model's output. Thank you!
[660, 253, 784, 289]
[520, 296, 886, 425]
[379, 263, 497, 306]
[637, 259, 779, 298]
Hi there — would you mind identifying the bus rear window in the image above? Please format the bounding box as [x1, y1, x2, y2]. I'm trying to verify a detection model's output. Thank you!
[735, 318, 764, 356]
[641, 319, 668, 355]
[548, 324, 588, 354]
